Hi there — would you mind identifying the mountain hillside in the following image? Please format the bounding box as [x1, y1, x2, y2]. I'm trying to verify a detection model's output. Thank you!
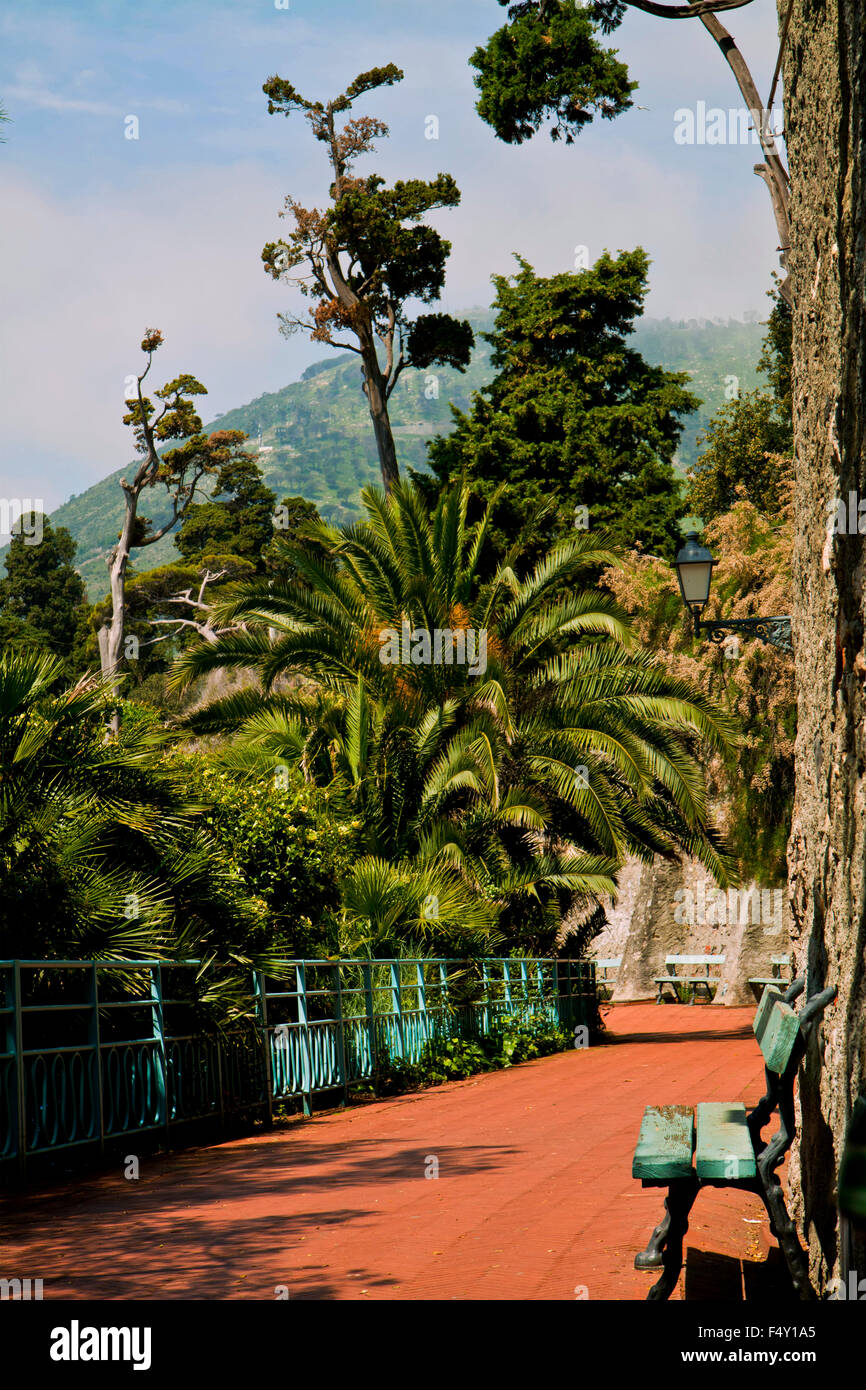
[22, 313, 765, 600]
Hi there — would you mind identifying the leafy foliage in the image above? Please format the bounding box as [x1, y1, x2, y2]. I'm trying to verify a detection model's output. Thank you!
[684, 283, 793, 522]
[172, 758, 362, 958]
[355, 1011, 576, 1098]
[0, 651, 271, 987]
[176, 453, 276, 571]
[471, 1, 635, 144]
[422, 251, 696, 562]
[170, 479, 735, 954]
[85, 557, 255, 700]
[0, 514, 87, 668]
[29, 315, 766, 602]
[683, 394, 792, 522]
[603, 495, 795, 883]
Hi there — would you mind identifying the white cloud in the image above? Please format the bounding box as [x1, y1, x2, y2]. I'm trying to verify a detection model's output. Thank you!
[0, 164, 321, 511]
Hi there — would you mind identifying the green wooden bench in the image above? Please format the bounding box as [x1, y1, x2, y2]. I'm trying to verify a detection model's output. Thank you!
[595, 957, 621, 998]
[654, 953, 725, 1004]
[748, 954, 792, 995]
[632, 977, 837, 1300]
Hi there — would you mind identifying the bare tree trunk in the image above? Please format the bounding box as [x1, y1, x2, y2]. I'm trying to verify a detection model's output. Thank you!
[783, 0, 866, 1291]
[99, 489, 136, 736]
[359, 336, 400, 493]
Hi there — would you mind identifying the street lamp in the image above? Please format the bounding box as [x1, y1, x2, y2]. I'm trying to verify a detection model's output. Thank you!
[674, 531, 793, 654]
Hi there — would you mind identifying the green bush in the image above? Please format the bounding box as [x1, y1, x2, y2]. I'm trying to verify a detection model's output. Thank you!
[169, 754, 363, 956]
[350, 1011, 573, 1099]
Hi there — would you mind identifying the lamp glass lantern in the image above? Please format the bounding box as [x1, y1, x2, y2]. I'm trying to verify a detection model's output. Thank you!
[675, 531, 717, 620]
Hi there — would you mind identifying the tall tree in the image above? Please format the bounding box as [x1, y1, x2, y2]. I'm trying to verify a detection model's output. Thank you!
[685, 282, 794, 522]
[0, 513, 87, 662]
[100, 329, 247, 732]
[424, 250, 696, 561]
[261, 64, 474, 491]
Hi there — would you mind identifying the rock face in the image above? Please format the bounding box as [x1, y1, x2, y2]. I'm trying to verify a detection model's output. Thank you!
[781, 0, 866, 1293]
[591, 856, 791, 1007]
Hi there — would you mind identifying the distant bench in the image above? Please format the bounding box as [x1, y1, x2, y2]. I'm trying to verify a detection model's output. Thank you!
[748, 954, 792, 994]
[632, 979, 837, 1300]
[654, 954, 725, 1005]
[595, 957, 621, 997]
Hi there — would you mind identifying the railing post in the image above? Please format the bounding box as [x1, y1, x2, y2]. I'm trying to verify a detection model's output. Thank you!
[362, 962, 375, 1078]
[519, 960, 529, 1023]
[503, 960, 513, 1011]
[416, 962, 428, 1050]
[390, 961, 405, 1060]
[481, 961, 489, 1037]
[439, 961, 449, 1041]
[333, 964, 348, 1106]
[87, 963, 105, 1157]
[550, 959, 560, 1028]
[297, 963, 312, 1117]
[9, 964, 26, 1180]
[148, 965, 169, 1147]
[254, 970, 273, 1127]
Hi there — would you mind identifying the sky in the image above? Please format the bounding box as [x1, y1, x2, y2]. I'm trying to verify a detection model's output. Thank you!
[0, 0, 787, 524]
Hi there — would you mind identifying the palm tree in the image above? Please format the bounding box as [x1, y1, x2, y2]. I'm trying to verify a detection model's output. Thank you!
[0, 650, 272, 1003]
[171, 481, 737, 951]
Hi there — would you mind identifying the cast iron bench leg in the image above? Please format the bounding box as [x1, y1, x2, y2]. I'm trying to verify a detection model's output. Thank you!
[634, 1175, 700, 1301]
[757, 1155, 815, 1300]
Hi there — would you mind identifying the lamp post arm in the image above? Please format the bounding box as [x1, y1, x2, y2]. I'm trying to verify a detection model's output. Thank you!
[695, 614, 794, 654]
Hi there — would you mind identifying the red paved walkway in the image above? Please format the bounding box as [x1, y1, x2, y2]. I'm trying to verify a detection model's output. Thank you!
[1, 1004, 793, 1301]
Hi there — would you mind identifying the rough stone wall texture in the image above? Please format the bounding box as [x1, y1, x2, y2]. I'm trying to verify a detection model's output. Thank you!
[782, 0, 866, 1291]
[590, 856, 791, 1005]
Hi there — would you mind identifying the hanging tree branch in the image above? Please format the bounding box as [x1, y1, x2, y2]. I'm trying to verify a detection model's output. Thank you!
[476, 0, 791, 303]
[696, 10, 791, 304]
[623, 0, 756, 16]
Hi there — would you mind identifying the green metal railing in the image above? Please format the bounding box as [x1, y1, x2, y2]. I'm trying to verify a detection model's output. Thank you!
[1, 956, 596, 1179]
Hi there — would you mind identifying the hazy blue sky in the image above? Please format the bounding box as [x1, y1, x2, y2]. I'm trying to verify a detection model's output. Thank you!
[0, 0, 786, 518]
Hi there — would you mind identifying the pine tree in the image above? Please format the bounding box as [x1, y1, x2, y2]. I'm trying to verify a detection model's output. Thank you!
[422, 250, 696, 561]
[0, 513, 87, 662]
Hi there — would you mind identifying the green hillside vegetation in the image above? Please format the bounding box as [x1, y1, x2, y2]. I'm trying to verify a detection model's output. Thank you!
[25, 313, 763, 600]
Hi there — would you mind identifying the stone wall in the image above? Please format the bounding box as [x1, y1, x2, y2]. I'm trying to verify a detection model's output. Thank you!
[590, 855, 792, 1006]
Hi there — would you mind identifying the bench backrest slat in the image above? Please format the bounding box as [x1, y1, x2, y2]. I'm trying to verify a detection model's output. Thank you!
[665, 954, 726, 965]
[753, 986, 800, 1073]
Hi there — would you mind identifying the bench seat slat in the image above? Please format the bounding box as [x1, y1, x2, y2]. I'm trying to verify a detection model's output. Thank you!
[633, 1104, 694, 1180]
[695, 1101, 756, 1179]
